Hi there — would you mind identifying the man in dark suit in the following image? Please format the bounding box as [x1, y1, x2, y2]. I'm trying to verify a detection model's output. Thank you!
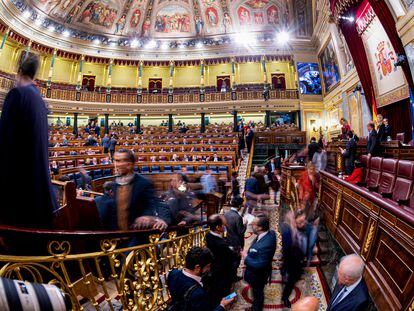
[366, 122, 378, 157]
[224, 197, 246, 281]
[265, 157, 281, 179]
[243, 213, 277, 311]
[307, 137, 319, 162]
[246, 128, 254, 152]
[167, 247, 235, 311]
[205, 214, 236, 306]
[94, 181, 114, 223]
[340, 131, 358, 175]
[376, 114, 385, 142]
[0, 53, 58, 229]
[102, 149, 167, 231]
[327, 254, 369, 311]
[383, 118, 392, 140]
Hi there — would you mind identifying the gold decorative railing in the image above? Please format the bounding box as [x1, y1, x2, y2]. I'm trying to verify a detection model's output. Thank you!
[0, 225, 208, 310]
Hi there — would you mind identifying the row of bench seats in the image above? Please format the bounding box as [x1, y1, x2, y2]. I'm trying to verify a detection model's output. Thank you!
[360, 155, 414, 209]
[66, 165, 229, 182]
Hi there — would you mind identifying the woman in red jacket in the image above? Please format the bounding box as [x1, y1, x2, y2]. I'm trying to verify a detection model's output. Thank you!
[298, 162, 319, 206]
[345, 161, 363, 184]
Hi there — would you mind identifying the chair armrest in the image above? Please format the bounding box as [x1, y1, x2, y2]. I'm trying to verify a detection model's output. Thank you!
[381, 192, 392, 198]
[397, 198, 409, 206]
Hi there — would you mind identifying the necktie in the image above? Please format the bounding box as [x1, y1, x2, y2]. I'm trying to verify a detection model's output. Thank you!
[331, 287, 347, 307]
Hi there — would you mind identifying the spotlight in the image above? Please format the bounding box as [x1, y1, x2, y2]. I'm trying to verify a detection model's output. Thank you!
[196, 41, 203, 49]
[93, 38, 100, 45]
[276, 31, 289, 44]
[23, 10, 31, 18]
[48, 25, 55, 32]
[161, 42, 169, 50]
[110, 41, 117, 47]
[339, 15, 354, 22]
[178, 43, 186, 49]
[131, 39, 139, 48]
[35, 18, 42, 26]
[63, 30, 70, 37]
[145, 39, 156, 49]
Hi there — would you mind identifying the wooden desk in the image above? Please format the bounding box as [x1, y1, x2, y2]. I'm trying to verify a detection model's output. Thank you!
[280, 165, 305, 204]
[326, 140, 414, 174]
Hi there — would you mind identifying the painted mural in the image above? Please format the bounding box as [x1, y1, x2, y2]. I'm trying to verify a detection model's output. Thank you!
[24, 0, 297, 39]
[319, 38, 341, 93]
[154, 6, 191, 33]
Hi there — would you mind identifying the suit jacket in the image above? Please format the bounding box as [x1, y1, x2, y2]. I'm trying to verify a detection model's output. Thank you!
[244, 230, 277, 287]
[205, 232, 235, 284]
[367, 130, 378, 156]
[343, 138, 357, 174]
[224, 209, 246, 249]
[167, 269, 224, 311]
[327, 279, 369, 311]
[384, 125, 392, 139]
[308, 142, 319, 161]
[104, 174, 158, 229]
[377, 124, 385, 142]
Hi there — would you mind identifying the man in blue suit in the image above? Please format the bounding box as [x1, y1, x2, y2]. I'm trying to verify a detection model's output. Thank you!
[243, 213, 277, 311]
[327, 254, 369, 311]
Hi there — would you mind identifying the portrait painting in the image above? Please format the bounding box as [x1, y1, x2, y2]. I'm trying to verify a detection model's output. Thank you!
[130, 8, 141, 28]
[319, 38, 340, 93]
[266, 5, 279, 25]
[205, 7, 219, 27]
[78, 0, 119, 28]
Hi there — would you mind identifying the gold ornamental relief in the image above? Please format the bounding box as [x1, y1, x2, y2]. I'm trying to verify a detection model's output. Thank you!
[334, 192, 342, 224]
[362, 221, 376, 257]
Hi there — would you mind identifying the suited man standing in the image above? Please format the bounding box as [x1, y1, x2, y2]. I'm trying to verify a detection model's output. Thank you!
[383, 118, 392, 140]
[243, 214, 277, 311]
[224, 197, 246, 280]
[205, 214, 236, 306]
[366, 122, 378, 157]
[307, 137, 319, 162]
[376, 114, 385, 142]
[327, 254, 369, 311]
[340, 131, 358, 175]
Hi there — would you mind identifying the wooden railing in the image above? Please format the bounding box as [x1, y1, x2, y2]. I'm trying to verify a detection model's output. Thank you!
[319, 171, 414, 311]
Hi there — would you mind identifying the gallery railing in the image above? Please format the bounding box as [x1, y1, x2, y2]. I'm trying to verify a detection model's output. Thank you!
[0, 224, 208, 310]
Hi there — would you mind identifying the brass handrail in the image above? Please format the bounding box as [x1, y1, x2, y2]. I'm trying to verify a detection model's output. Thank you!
[0, 225, 209, 310]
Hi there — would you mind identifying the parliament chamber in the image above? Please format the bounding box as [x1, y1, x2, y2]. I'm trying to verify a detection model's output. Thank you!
[1, 0, 414, 310]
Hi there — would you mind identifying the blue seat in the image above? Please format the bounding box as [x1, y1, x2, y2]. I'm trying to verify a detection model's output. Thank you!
[164, 165, 172, 173]
[198, 165, 206, 172]
[219, 166, 228, 172]
[133, 166, 139, 172]
[152, 166, 160, 173]
[173, 165, 182, 172]
[186, 166, 195, 173]
[103, 169, 111, 176]
[209, 166, 218, 173]
[141, 166, 150, 174]
[93, 169, 103, 179]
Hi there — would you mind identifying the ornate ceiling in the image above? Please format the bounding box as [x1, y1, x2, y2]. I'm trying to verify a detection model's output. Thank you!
[1, 0, 314, 58]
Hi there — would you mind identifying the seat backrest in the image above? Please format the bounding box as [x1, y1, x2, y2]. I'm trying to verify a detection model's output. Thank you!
[378, 158, 397, 194]
[367, 157, 382, 188]
[396, 132, 405, 143]
[198, 165, 206, 171]
[152, 166, 160, 172]
[58, 161, 66, 168]
[392, 160, 414, 201]
[78, 159, 85, 165]
[173, 165, 181, 171]
[66, 160, 74, 168]
[164, 165, 172, 172]
[186, 166, 194, 172]
[360, 155, 371, 184]
[141, 166, 149, 173]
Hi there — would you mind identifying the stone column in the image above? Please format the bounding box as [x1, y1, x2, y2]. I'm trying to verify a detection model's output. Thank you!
[233, 110, 238, 132]
[106, 58, 113, 103]
[0, 27, 10, 58]
[168, 114, 173, 132]
[201, 112, 206, 133]
[46, 48, 57, 98]
[136, 114, 141, 133]
[76, 55, 84, 100]
[73, 112, 78, 135]
[104, 113, 109, 134]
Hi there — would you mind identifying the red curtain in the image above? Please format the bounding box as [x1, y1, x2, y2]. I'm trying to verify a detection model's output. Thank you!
[338, 7, 374, 111]
[368, 0, 414, 88]
[271, 74, 286, 89]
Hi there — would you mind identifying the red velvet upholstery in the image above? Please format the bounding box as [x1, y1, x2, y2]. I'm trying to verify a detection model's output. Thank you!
[58, 161, 66, 168]
[366, 157, 382, 189]
[392, 160, 414, 202]
[78, 159, 85, 165]
[378, 158, 398, 194]
[66, 160, 74, 168]
[360, 155, 371, 184]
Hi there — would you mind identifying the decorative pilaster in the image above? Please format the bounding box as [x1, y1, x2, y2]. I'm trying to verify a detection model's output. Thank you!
[76, 55, 84, 100]
[201, 112, 205, 133]
[106, 59, 113, 103]
[0, 27, 10, 57]
[137, 60, 143, 103]
[46, 48, 57, 98]
[168, 60, 174, 103]
[261, 55, 268, 84]
[200, 59, 205, 102]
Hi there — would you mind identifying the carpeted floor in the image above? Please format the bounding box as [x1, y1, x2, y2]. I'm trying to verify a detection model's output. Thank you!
[231, 157, 329, 310]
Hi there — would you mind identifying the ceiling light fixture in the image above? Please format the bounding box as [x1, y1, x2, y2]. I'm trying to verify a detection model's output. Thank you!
[131, 39, 139, 48]
[48, 25, 55, 32]
[276, 31, 290, 44]
[63, 30, 70, 37]
[110, 41, 117, 47]
[23, 11, 31, 18]
[234, 31, 256, 46]
[145, 39, 157, 49]
[35, 18, 42, 26]
[93, 38, 101, 45]
[196, 41, 203, 49]
[161, 42, 169, 50]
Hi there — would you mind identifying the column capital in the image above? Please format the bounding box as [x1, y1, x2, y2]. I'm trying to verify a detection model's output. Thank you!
[52, 48, 58, 54]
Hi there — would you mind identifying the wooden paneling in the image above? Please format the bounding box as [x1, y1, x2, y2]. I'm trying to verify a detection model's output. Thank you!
[319, 171, 414, 311]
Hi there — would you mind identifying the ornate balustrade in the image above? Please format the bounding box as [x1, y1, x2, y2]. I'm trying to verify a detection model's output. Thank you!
[0, 225, 208, 310]
[0, 76, 299, 104]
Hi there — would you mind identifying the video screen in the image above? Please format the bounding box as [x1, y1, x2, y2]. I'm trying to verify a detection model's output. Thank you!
[297, 62, 322, 95]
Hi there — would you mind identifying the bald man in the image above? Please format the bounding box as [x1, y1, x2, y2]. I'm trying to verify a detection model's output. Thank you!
[327, 254, 369, 311]
[292, 296, 319, 311]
